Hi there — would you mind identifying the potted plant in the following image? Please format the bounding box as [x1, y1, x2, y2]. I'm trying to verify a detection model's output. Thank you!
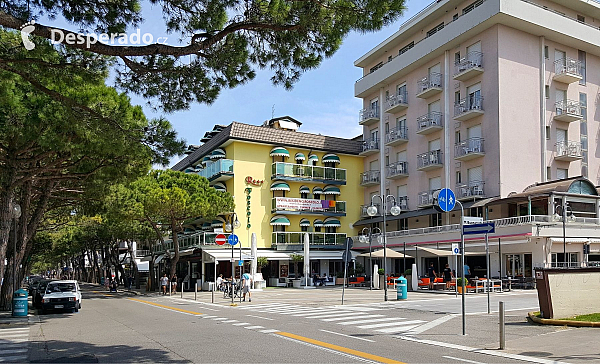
[256, 257, 268, 273]
[404, 269, 412, 291]
[335, 271, 345, 285]
[378, 268, 385, 290]
[456, 277, 469, 293]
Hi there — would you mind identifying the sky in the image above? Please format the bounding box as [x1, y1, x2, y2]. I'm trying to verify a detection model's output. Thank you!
[41, 0, 432, 167]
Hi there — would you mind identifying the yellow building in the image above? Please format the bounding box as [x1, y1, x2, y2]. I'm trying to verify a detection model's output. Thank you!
[171, 117, 364, 288]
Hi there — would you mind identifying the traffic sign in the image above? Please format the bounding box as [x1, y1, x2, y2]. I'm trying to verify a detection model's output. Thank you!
[452, 243, 460, 255]
[437, 188, 456, 212]
[462, 216, 483, 225]
[227, 234, 239, 246]
[215, 233, 227, 245]
[238, 260, 243, 266]
[463, 222, 495, 235]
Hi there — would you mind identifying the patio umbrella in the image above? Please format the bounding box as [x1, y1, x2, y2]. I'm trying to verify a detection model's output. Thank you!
[251, 233, 257, 279]
[358, 248, 409, 258]
[304, 233, 310, 287]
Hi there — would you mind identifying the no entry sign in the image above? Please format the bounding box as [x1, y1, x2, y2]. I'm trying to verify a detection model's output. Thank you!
[215, 233, 227, 245]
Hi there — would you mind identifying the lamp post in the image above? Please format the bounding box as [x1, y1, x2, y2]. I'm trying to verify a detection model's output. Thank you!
[359, 227, 381, 290]
[11, 203, 21, 294]
[366, 194, 401, 301]
[224, 213, 241, 304]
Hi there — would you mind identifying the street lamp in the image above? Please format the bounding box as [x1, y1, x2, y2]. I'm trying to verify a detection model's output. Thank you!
[359, 227, 381, 290]
[11, 203, 21, 295]
[366, 194, 401, 301]
[554, 201, 574, 268]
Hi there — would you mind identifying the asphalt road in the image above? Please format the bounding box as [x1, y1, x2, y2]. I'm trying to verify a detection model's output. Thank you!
[22, 285, 578, 364]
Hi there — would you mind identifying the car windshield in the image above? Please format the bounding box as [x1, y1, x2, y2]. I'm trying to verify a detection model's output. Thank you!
[46, 283, 76, 293]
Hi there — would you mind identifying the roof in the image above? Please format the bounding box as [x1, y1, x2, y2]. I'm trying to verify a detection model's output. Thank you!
[172, 121, 363, 171]
[500, 177, 598, 203]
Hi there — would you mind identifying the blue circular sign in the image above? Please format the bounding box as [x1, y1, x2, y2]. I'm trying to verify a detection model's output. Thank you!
[227, 234, 239, 246]
[437, 188, 456, 212]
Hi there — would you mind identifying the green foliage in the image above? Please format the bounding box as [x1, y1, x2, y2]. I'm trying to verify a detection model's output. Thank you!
[378, 268, 385, 275]
[404, 269, 412, 276]
[290, 254, 304, 263]
[456, 277, 469, 286]
[256, 256, 268, 268]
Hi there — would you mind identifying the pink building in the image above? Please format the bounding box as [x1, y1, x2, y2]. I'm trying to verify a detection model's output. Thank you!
[353, 0, 600, 280]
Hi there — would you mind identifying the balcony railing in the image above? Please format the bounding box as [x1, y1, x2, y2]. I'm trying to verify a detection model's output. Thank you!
[361, 138, 379, 154]
[385, 91, 408, 113]
[417, 150, 442, 170]
[555, 141, 583, 160]
[360, 203, 380, 218]
[418, 189, 439, 207]
[360, 170, 380, 186]
[454, 95, 484, 120]
[554, 57, 584, 80]
[555, 100, 582, 121]
[272, 197, 346, 214]
[398, 196, 408, 211]
[272, 232, 347, 246]
[198, 159, 234, 181]
[454, 51, 483, 78]
[135, 250, 150, 257]
[456, 181, 485, 199]
[360, 199, 408, 217]
[386, 161, 408, 178]
[385, 126, 408, 145]
[416, 112, 443, 133]
[271, 162, 347, 183]
[359, 108, 379, 125]
[455, 137, 485, 159]
[417, 72, 443, 97]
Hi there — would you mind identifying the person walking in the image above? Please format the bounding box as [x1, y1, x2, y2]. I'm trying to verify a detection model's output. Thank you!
[242, 272, 252, 302]
[427, 262, 437, 290]
[463, 263, 471, 280]
[160, 274, 169, 295]
[171, 274, 178, 294]
[443, 264, 453, 289]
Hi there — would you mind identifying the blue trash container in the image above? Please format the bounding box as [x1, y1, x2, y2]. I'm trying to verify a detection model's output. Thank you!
[396, 277, 407, 300]
[12, 289, 28, 317]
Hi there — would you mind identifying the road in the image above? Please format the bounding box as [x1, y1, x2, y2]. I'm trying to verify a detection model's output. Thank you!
[8, 285, 591, 363]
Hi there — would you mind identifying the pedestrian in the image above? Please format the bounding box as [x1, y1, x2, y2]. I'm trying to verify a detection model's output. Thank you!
[183, 274, 190, 291]
[427, 262, 437, 290]
[160, 274, 169, 295]
[216, 274, 224, 291]
[111, 279, 118, 292]
[171, 274, 178, 294]
[104, 277, 110, 291]
[242, 272, 252, 302]
[463, 263, 471, 280]
[443, 264, 453, 289]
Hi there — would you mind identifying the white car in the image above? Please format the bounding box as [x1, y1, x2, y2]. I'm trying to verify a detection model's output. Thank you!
[41, 280, 82, 313]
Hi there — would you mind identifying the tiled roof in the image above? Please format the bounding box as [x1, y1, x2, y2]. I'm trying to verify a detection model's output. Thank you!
[172, 122, 363, 171]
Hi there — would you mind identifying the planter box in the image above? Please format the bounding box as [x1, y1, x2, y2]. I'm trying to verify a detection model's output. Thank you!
[335, 277, 346, 285]
[379, 276, 386, 290]
[405, 275, 413, 291]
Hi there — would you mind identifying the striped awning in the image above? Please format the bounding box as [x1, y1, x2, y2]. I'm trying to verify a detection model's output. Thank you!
[211, 219, 224, 227]
[270, 215, 291, 226]
[323, 185, 341, 195]
[322, 154, 340, 164]
[201, 222, 212, 230]
[299, 218, 311, 227]
[299, 185, 310, 194]
[210, 148, 226, 159]
[270, 181, 290, 191]
[308, 154, 319, 163]
[312, 186, 323, 195]
[201, 156, 211, 165]
[323, 217, 341, 227]
[313, 219, 324, 227]
[270, 147, 290, 158]
[184, 167, 195, 173]
[295, 152, 306, 161]
[213, 182, 226, 192]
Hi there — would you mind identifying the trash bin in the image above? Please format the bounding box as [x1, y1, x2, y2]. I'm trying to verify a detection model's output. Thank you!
[396, 277, 407, 300]
[12, 289, 28, 317]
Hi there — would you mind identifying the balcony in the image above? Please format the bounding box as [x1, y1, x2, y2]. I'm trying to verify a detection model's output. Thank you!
[416, 112, 443, 135]
[272, 232, 347, 250]
[417, 150, 443, 171]
[555, 141, 583, 162]
[454, 138, 485, 161]
[360, 199, 408, 217]
[385, 91, 408, 114]
[385, 126, 408, 146]
[360, 138, 379, 156]
[360, 170, 380, 187]
[554, 100, 583, 122]
[416, 72, 443, 99]
[198, 159, 234, 182]
[398, 196, 408, 211]
[272, 197, 346, 216]
[360, 203, 380, 218]
[386, 161, 409, 179]
[454, 95, 484, 121]
[453, 52, 484, 81]
[359, 108, 379, 126]
[417, 189, 439, 208]
[271, 162, 347, 185]
[553, 57, 584, 84]
[456, 181, 485, 200]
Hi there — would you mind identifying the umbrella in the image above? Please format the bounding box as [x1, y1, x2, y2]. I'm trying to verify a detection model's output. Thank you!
[357, 248, 410, 258]
[304, 233, 310, 287]
[251, 233, 257, 279]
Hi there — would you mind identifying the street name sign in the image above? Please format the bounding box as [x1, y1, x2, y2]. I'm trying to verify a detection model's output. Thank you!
[215, 234, 226, 245]
[437, 188, 456, 212]
[228, 234, 239, 246]
[462, 216, 483, 225]
[463, 222, 495, 235]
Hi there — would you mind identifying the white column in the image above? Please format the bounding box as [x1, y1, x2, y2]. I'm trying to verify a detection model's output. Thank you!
[540, 36, 547, 182]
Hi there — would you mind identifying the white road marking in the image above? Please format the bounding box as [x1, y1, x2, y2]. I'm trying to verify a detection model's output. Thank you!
[293, 310, 342, 317]
[232, 322, 250, 326]
[220, 320, 239, 323]
[303, 312, 359, 320]
[467, 307, 539, 315]
[246, 315, 274, 321]
[404, 314, 457, 335]
[202, 315, 217, 319]
[212, 317, 228, 321]
[373, 325, 419, 333]
[357, 320, 424, 329]
[443, 356, 486, 364]
[320, 329, 376, 343]
[260, 329, 280, 334]
[321, 314, 384, 322]
[244, 326, 264, 330]
[238, 303, 281, 309]
[338, 317, 399, 325]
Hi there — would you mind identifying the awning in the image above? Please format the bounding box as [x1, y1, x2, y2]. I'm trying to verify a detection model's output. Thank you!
[184, 167, 195, 173]
[313, 186, 323, 195]
[137, 261, 149, 272]
[270, 147, 290, 158]
[357, 248, 409, 258]
[201, 156, 211, 165]
[322, 154, 341, 164]
[323, 217, 341, 227]
[155, 254, 167, 263]
[549, 238, 594, 244]
[295, 152, 306, 161]
[299, 218, 311, 227]
[210, 148, 226, 159]
[270, 215, 290, 226]
[296, 251, 358, 260]
[308, 154, 319, 163]
[270, 181, 290, 191]
[313, 219, 324, 227]
[204, 249, 290, 261]
[299, 185, 310, 194]
[211, 219, 224, 227]
[323, 185, 341, 195]
[417, 246, 479, 256]
[213, 182, 227, 192]
[179, 249, 196, 257]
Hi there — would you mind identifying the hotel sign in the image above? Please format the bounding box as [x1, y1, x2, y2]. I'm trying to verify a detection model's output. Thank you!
[245, 176, 264, 186]
[275, 197, 330, 211]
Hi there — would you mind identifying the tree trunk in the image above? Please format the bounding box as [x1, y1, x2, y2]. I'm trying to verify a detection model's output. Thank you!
[169, 221, 180, 280]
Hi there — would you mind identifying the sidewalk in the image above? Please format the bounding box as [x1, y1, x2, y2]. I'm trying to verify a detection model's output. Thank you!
[0, 310, 37, 325]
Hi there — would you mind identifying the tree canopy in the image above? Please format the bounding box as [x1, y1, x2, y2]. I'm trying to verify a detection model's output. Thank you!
[1, 0, 407, 112]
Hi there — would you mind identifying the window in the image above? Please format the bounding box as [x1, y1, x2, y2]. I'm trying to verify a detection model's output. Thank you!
[580, 92, 587, 121]
[471, 207, 483, 217]
[300, 226, 308, 232]
[557, 168, 568, 180]
[545, 85, 549, 99]
[453, 14, 458, 21]
[545, 126, 550, 140]
[430, 213, 442, 227]
[370, 128, 378, 142]
[398, 218, 408, 231]
[455, 91, 461, 104]
[301, 192, 308, 199]
[369, 62, 383, 74]
[273, 225, 286, 232]
[385, 122, 389, 134]
[551, 253, 578, 268]
[426, 23, 444, 38]
[397, 83, 407, 98]
[577, 15, 585, 23]
[369, 160, 379, 171]
[399, 42, 414, 56]
[462, 0, 483, 15]
[456, 171, 462, 184]
[544, 46, 548, 59]
[455, 130, 461, 143]
[385, 156, 389, 166]
[370, 98, 379, 111]
[578, 50, 586, 85]
[388, 55, 393, 62]
[454, 52, 461, 64]
[546, 167, 551, 181]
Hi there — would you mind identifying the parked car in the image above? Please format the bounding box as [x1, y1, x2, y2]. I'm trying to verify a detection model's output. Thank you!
[41, 280, 82, 314]
[27, 276, 44, 296]
[32, 279, 53, 308]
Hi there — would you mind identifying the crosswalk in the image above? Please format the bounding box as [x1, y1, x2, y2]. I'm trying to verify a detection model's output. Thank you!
[0, 326, 29, 362]
[237, 302, 427, 335]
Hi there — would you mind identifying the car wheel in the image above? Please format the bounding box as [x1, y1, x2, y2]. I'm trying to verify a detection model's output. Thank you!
[74, 303, 79, 312]
[41, 308, 46, 315]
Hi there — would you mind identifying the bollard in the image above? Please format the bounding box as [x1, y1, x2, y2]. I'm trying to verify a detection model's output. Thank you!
[499, 301, 505, 349]
[211, 283, 214, 303]
[195, 283, 198, 301]
[181, 287, 183, 298]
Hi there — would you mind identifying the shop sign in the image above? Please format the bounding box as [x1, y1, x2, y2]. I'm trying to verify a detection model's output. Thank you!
[275, 197, 329, 211]
[245, 176, 264, 186]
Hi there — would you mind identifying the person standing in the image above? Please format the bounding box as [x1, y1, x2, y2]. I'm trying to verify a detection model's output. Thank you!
[427, 262, 437, 290]
[171, 274, 178, 294]
[443, 264, 453, 289]
[463, 263, 471, 280]
[242, 273, 252, 302]
[160, 274, 169, 295]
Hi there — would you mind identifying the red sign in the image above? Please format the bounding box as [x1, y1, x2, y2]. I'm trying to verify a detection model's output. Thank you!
[245, 176, 264, 186]
[215, 234, 227, 245]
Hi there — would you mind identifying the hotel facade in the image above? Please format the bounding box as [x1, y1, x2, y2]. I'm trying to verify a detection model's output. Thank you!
[353, 0, 600, 278]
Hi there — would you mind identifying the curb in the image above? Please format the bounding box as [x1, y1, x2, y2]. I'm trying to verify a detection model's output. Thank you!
[528, 311, 600, 327]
